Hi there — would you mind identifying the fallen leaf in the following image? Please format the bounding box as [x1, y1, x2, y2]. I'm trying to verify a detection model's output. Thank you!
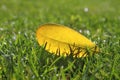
[36, 24, 99, 57]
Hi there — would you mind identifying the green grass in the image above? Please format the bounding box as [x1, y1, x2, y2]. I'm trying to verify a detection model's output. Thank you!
[0, 0, 120, 80]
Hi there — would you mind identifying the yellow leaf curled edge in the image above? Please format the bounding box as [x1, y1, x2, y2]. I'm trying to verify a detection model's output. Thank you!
[36, 24, 99, 57]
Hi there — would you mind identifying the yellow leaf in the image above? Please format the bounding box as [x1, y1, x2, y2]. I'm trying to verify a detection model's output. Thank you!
[36, 24, 99, 57]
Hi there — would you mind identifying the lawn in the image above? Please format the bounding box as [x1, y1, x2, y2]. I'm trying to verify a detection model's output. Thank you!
[0, 0, 120, 80]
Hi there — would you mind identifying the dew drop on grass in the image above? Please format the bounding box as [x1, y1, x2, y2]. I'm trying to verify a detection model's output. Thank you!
[40, 75, 43, 77]
[40, 75, 45, 80]
[100, 17, 106, 22]
[18, 31, 21, 34]
[0, 28, 4, 31]
[113, 35, 116, 38]
[32, 75, 35, 79]
[12, 35, 17, 40]
[79, 29, 82, 33]
[54, 67, 57, 72]
[103, 32, 110, 37]
[3, 42, 7, 45]
[10, 21, 15, 26]
[61, 66, 64, 69]
[3, 54, 10, 57]
[0, 66, 2, 70]
[84, 7, 89, 12]
[79, 29, 90, 36]
[84, 30, 90, 35]
[103, 39, 106, 43]
[118, 16, 120, 20]
[9, 40, 12, 45]
[1, 5, 7, 10]
[56, 74, 59, 77]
